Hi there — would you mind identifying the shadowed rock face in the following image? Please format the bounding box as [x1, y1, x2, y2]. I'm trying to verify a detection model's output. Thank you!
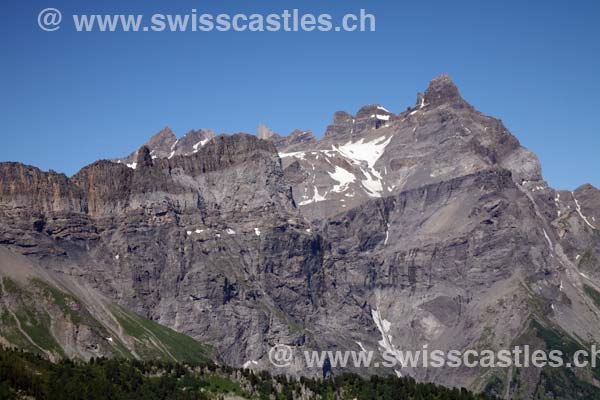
[1, 75, 600, 398]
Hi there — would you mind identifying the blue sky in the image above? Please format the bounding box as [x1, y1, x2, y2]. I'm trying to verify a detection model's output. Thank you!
[1, 0, 599, 189]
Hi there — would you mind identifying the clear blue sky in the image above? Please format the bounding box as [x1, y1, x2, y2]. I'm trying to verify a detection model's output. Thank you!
[1, 0, 599, 189]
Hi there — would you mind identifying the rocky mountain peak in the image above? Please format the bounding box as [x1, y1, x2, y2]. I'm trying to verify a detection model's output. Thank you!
[577, 183, 598, 192]
[263, 129, 316, 153]
[146, 127, 177, 149]
[423, 74, 467, 108]
[114, 127, 219, 166]
[333, 111, 353, 125]
[289, 129, 316, 142]
[176, 129, 215, 156]
[356, 104, 393, 119]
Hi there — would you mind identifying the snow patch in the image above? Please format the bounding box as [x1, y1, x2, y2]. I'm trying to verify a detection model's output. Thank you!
[371, 309, 394, 353]
[543, 229, 553, 251]
[371, 308, 406, 371]
[334, 135, 393, 197]
[329, 166, 357, 193]
[279, 151, 306, 160]
[336, 136, 392, 169]
[580, 271, 590, 279]
[572, 192, 597, 229]
[193, 138, 211, 153]
[298, 186, 327, 206]
[226, 228, 236, 235]
[242, 360, 258, 369]
[384, 223, 390, 245]
[361, 168, 386, 197]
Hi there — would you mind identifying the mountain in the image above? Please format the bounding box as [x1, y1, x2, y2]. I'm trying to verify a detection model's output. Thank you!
[271, 75, 541, 220]
[114, 127, 215, 168]
[1, 75, 599, 399]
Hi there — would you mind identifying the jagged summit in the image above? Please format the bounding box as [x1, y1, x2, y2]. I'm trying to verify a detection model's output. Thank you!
[266, 129, 317, 153]
[177, 129, 215, 153]
[147, 127, 177, 148]
[356, 103, 393, 119]
[323, 105, 393, 140]
[423, 74, 467, 108]
[118, 76, 469, 165]
[268, 73, 545, 219]
[114, 127, 217, 166]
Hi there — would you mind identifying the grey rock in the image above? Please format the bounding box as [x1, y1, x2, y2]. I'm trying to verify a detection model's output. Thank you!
[1, 75, 600, 398]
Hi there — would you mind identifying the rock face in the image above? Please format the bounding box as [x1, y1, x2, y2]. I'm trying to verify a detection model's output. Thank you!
[114, 127, 216, 167]
[269, 74, 541, 221]
[1, 75, 600, 398]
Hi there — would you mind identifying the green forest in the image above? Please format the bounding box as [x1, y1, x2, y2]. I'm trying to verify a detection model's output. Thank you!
[0, 346, 495, 400]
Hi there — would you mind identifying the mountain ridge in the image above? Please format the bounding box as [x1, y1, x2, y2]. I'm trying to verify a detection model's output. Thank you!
[1, 75, 600, 399]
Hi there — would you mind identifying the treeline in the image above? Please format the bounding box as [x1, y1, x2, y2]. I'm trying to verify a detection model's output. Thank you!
[0, 346, 495, 400]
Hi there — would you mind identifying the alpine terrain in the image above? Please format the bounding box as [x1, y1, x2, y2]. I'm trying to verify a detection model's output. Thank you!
[1, 75, 599, 399]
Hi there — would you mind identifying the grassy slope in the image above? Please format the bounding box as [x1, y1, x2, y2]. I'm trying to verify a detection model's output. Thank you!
[0, 277, 210, 364]
[111, 304, 212, 363]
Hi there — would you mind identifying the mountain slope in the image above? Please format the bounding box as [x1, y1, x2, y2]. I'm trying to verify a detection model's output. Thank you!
[0, 247, 211, 363]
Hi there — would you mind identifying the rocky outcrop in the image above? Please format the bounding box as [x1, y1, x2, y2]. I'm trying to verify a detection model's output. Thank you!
[257, 123, 275, 140]
[269, 130, 317, 153]
[422, 73, 470, 109]
[113, 127, 217, 166]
